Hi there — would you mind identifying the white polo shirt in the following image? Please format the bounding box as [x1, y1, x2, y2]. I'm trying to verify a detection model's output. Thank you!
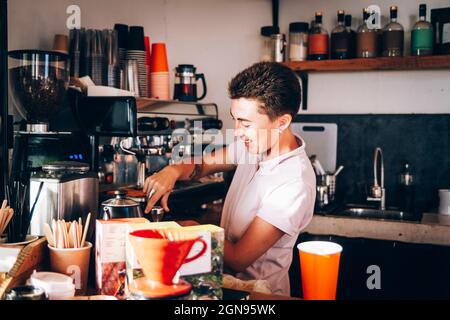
[220, 134, 316, 296]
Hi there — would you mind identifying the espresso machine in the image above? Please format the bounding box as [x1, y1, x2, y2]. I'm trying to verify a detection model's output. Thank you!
[98, 111, 228, 218]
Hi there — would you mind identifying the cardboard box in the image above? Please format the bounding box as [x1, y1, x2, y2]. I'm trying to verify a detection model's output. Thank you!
[95, 218, 150, 298]
[124, 223, 224, 300]
[181, 225, 224, 300]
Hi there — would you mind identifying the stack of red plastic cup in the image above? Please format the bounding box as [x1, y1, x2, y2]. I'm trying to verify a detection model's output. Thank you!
[150, 43, 170, 100]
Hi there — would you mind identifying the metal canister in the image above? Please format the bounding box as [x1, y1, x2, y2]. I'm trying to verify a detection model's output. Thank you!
[316, 184, 329, 208]
[29, 161, 98, 239]
[101, 189, 143, 220]
[325, 174, 337, 202]
[271, 34, 286, 62]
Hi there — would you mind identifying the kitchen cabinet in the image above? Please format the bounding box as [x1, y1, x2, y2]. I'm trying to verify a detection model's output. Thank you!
[289, 233, 450, 299]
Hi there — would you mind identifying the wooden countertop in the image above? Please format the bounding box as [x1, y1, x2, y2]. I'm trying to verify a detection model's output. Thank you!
[189, 203, 450, 246]
[304, 214, 450, 246]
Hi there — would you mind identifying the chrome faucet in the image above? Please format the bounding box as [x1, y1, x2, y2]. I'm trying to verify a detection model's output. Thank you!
[367, 147, 386, 210]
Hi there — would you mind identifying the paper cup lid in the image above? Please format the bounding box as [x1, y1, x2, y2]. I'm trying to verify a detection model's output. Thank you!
[297, 241, 343, 255]
[29, 271, 75, 292]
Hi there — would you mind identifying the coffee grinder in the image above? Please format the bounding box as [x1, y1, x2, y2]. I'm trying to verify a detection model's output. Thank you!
[7, 50, 91, 241]
[8, 50, 89, 183]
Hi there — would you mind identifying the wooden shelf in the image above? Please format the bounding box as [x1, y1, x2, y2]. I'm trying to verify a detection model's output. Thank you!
[285, 55, 450, 72]
[136, 98, 216, 110]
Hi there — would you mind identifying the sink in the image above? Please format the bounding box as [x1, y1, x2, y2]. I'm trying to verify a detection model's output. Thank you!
[334, 207, 420, 222]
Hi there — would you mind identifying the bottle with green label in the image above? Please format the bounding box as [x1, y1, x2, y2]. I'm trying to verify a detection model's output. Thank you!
[411, 4, 433, 56]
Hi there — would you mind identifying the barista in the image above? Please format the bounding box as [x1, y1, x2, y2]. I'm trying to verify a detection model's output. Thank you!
[143, 62, 316, 296]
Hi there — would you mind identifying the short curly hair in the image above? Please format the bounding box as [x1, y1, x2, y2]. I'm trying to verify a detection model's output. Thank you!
[228, 62, 301, 120]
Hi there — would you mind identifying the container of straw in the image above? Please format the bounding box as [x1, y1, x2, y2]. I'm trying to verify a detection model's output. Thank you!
[5, 180, 42, 243]
[45, 213, 92, 295]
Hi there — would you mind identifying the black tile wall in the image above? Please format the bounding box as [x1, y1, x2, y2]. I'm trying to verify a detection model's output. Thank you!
[294, 114, 450, 213]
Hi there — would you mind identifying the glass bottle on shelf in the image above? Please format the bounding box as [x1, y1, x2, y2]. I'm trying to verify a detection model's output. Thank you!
[260, 26, 279, 62]
[308, 12, 329, 60]
[357, 8, 378, 58]
[289, 22, 309, 62]
[330, 10, 348, 59]
[411, 4, 433, 56]
[345, 14, 356, 58]
[382, 6, 404, 57]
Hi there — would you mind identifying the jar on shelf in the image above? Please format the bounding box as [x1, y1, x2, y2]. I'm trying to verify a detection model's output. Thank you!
[289, 22, 309, 61]
[260, 26, 279, 62]
[271, 33, 286, 63]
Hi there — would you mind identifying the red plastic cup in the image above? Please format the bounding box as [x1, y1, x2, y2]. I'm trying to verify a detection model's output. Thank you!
[150, 43, 169, 73]
[144, 36, 151, 66]
[297, 241, 343, 300]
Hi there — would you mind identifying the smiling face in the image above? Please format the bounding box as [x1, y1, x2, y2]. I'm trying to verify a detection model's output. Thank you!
[230, 98, 282, 155]
[228, 63, 302, 156]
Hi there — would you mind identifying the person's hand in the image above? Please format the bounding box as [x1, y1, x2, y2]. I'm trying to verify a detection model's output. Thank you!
[143, 166, 180, 214]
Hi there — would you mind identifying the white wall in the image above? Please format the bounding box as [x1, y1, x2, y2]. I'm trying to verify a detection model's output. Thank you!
[8, 0, 450, 131]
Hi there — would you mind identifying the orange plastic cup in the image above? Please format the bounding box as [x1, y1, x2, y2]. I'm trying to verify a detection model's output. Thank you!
[297, 241, 343, 300]
[144, 36, 151, 66]
[150, 43, 169, 72]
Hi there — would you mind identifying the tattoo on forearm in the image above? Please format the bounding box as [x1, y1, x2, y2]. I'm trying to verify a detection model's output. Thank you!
[188, 163, 203, 180]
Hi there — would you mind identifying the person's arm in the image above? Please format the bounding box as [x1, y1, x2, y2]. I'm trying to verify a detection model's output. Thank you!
[224, 216, 285, 273]
[143, 145, 236, 213]
[224, 179, 314, 273]
[171, 146, 237, 181]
